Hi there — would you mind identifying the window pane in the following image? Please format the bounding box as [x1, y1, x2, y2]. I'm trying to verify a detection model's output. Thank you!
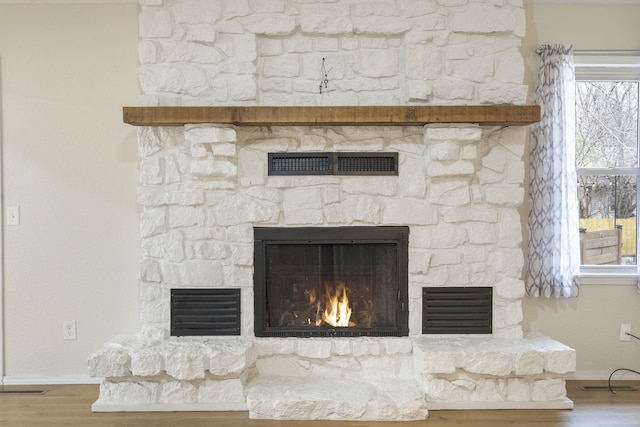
[576, 81, 639, 168]
[578, 175, 637, 265]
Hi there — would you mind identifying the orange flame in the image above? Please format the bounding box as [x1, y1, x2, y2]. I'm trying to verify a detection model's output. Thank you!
[321, 282, 352, 327]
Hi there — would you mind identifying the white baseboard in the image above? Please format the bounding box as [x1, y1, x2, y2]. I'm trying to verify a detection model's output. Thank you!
[2, 375, 102, 385]
[566, 370, 640, 381]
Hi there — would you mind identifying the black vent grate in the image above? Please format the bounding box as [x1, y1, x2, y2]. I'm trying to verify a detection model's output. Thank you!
[268, 152, 397, 176]
[171, 288, 241, 336]
[269, 153, 332, 175]
[337, 153, 397, 175]
[422, 287, 492, 334]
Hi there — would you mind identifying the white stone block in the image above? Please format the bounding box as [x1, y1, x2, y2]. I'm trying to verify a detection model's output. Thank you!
[409, 251, 431, 274]
[430, 142, 460, 161]
[169, 206, 205, 228]
[472, 379, 506, 402]
[342, 177, 396, 196]
[264, 56, 300, 78]
[429, 179, 471, 207]
[97, 381, 159, 405]
[484, 186, 524, 207]
[413, 342, 456, 374]
[353, 18, 411, 35]
[423, 378, 470, 401]
[255, 356, 310, 377]
[191, 241, 228, 260]
[426, 160, 475, 177]
[212, 193, 280, 226]
[494, 278, 526, 300]
[139, 64, 210, 97]
[253, 338, 296, 356]
[141, 232, 185, 263]
[333, 340, 352, 356]
[487, 248, 524, 279]
[478, 83, 528, 105]
[351, 50, 399, 78]
[432, 79, 474, 101]
[242, 16, 297, 35]
[532, 379, 566, 401]
[185, 125, 237, 145]
[515, 351, 544, 376]
[229, 76, 258, 101]
[283, 187, 324, 225]
[382, 199, 437, 225]
[140, 300, 170, 323]
[88, 347, 131, 378]
[238, 149, 266, 186]
[140, 8, 172, 38]
[495, 48, 525, 84]
[140, 156, 163, 185]
[164, 349, 205, 380]
[161, 380, 198, 404]
[382, 338, 414, 355]
[426, 125, 482, 142]
[507, 378, 531, 402]
[325, 196, 380, 225]
[482, 146, 507, 173]
[198, 379, 246, 403]
[352, 339, 381, 357]
[299, 5, 353, 35]
[406, 45, 442, 80]
[408, 80, 432, 101]
[141, 207, 168, 238]
[140, 258, 163, 282]
[297, 339, 333, 359]
[168, 0, 220, 24]
[162, 260, 225, 287]
[452, 3, 517, 34]
[461, 351, 514, 376]
[130, 349, 163, 377]
[466, 222, 497, 245]
[398, 0, 438, 17]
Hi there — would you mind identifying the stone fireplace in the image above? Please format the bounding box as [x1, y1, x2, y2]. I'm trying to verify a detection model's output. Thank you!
[88, 0, 576, 421]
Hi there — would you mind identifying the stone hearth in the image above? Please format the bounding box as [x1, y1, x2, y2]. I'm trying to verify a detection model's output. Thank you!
[89, 0, 576, 421]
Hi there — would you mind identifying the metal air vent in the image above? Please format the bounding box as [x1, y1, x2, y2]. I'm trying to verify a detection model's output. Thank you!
[171, 288, 241, 336]
[268, 152, 398, 176]
[422, 287, 492, 334]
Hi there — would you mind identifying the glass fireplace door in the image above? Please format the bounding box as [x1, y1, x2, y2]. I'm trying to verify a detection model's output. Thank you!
[254, 227, 409, 337]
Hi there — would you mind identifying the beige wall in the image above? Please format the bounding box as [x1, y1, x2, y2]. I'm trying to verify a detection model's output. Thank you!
[522, 2, 640, 375]
[0, 3, 141, 380]
[1, 2, 639, 380]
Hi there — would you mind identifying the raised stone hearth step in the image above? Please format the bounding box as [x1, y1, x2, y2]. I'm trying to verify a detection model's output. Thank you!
[413, 332, 576, 409]
[246, 375, 428, 421]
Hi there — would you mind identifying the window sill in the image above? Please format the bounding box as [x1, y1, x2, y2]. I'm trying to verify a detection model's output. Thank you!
[580, 266, 638, 285]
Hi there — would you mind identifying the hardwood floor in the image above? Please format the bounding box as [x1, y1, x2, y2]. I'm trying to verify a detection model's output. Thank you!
[0, 381, 639, 426]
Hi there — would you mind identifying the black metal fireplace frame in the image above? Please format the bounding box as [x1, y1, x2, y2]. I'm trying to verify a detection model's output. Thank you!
[253, 226, 409, 338]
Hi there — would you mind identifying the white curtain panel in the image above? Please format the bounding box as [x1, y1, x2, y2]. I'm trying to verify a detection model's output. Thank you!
[527, 44, 581, 298]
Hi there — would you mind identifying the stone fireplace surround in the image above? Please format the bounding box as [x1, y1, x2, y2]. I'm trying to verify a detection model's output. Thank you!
[87, 0, 576, 421]
[88, 112, 575, 420]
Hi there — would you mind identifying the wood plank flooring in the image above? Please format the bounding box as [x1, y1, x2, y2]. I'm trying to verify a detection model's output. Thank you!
[0, 381, 639, 426]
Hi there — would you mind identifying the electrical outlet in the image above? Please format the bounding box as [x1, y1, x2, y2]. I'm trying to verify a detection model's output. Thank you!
[6, 206, 20, 226]
[63, 320, 77, 340]
[620, 323, 631, 341]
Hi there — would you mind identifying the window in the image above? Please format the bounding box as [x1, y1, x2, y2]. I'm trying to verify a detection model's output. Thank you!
[574, 52, 640, 278]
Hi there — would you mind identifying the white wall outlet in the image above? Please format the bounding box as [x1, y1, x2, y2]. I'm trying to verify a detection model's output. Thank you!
[63, 320, 77, 340]
[6, 206, 20, 226]
[620, 323, 631, 341]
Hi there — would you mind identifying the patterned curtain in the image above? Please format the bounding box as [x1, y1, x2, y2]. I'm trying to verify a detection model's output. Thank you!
[527, 44, 580, 298]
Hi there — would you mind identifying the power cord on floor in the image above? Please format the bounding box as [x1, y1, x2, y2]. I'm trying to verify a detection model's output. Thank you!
[608, 332, 640, 394]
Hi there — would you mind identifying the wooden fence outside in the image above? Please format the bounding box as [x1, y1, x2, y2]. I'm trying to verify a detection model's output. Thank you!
[579, 218, 636, 256]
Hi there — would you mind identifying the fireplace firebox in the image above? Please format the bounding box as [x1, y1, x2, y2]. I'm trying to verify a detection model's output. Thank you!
[253, 226, 409, 337]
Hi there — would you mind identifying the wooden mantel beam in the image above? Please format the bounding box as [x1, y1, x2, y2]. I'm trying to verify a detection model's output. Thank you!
[122, 105, 540, 127]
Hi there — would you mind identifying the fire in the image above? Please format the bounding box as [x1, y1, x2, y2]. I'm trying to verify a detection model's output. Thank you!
[320, 281, 353, 327]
